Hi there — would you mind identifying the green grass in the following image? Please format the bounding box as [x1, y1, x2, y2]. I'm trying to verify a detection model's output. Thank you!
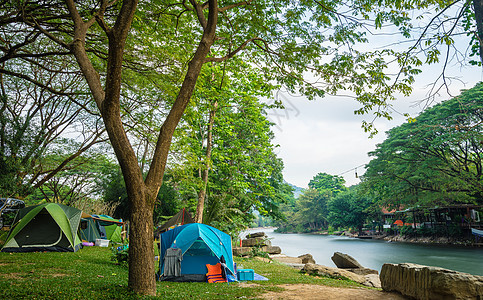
[0, 247, 366, 299]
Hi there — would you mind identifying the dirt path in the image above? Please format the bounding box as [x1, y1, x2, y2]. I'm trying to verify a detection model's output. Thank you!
[261, 284, 408, 300]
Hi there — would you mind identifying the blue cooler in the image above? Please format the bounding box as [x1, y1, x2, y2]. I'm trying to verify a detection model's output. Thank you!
[237, 269, 254, 281]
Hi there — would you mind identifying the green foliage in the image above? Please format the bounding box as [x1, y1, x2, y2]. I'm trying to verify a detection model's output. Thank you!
[362, 83, 483, 208]
[308, 173, 347, 196]
[102, 169, 183, 223]
[274, 173, 377, 233]
[400, 224, 464, 238]
[327, 186, 375, 234]
[111, 245, 129, 268]
[170, 62, 289, 233]
[400, 225, 416, 237]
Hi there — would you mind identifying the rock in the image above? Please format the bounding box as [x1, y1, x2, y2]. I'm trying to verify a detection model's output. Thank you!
[345, 267, 379, 276]
[331, 252, 364, 269]
[380, 263, 483, 300]
[283, 263, 305, 270]
[232, 247, 252, 256]
[364, 274, 382, 288]
[298, 253, 316, 264]
[264, 245, 282, 254]
[302, 263, 365, 284]
[245, 232, 266, 238]
[241, 237, 270, 247]
[303, 263, 380, 288]
[270, 254, 303, 264]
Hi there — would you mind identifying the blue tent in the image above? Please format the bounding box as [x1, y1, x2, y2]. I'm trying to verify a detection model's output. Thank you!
[158, 223, 235, 282]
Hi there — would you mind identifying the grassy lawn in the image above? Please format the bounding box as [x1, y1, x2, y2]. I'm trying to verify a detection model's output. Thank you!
[0, 247, 364, 299]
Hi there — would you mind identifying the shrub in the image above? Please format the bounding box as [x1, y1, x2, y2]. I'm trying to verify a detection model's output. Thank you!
[400, 225, 415, 237]
[111, 245, 129, 267]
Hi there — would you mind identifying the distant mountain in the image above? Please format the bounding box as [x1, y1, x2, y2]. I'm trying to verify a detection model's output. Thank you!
[286, 182, 305, 198]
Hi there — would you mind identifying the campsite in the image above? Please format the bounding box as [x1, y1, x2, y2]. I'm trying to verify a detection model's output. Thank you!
[0, 245, 395, 299]
[0, 204, 397, 299]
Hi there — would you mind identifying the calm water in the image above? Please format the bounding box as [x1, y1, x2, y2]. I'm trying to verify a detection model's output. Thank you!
[242, 228, 483, 276]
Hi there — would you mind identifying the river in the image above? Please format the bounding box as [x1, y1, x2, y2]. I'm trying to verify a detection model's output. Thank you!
[242, 228, 483, 276]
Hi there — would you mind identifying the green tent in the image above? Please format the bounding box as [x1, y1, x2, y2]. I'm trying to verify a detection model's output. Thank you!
[79, 212, 102, 243]
[1, 203, 82, 252]
[91, 215, 124, 243]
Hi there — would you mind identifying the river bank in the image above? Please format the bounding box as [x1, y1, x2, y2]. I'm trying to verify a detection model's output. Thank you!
[272, 228, 478, 247]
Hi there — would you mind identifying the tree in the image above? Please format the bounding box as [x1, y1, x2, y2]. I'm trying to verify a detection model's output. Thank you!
[308, 173, 347, 196]
[295, 188, 331, 230]
[327, 186, 373, 234]
[362, 83, 483, 208]
[324, 0, 483, 105]
[171, 60, 287, 231]
[0, 58, 105, 199]
[275, 173, 348, 232]
[102, 168, 182, 224]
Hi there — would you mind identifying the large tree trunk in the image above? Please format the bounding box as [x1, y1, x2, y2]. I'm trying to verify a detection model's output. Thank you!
[195, 103, 217, 223]
[128, 190, 155, 295]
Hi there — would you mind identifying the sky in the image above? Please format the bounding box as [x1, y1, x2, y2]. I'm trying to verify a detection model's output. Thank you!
[267, 67, 482, 189]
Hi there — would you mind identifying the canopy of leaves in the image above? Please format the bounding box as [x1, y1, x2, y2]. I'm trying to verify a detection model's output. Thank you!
[327, 186, 374, 233]
[308, 172, 347, 196]
[362, 83, 483, 208]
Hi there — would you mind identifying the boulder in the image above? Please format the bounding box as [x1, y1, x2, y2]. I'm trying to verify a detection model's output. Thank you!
[302, 263, 365, 285]
[331, 252, 364, 269]
[241, 237, 270, 247]
[364, 274, 382, 288]
[380, 263, 483, 300]
[298, 253, 316, 264]
[345, 267, 379, 276]
[283, 263, 305, 270]
[245, 232, 266, 238]
[263, 245, 282, 254]
[270, 254, 303, 264]
[232, 247, 252, 256]
[302, 263, 381, 288]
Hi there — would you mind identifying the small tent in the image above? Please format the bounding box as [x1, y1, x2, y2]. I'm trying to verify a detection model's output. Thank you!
[1, 203, 82, 252]
[91, 214, 124, 243]
[155, 208, 194, 236]
[158, 223, 235, 282]
[79, 212, 102, 243]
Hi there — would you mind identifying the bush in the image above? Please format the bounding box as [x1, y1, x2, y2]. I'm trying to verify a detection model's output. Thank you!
[448, 224, 462, 237]
[416, 226, 432, 236]
[400, 225, 415, 237]
[111, 245, 129, 267]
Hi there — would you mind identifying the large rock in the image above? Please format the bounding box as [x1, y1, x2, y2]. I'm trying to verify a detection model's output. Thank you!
[262, 245, 282, 254]
[364, 274, 382, 288]
[331, 252, 364, 269]
[303, 263, 379, 287]
[345, 267, 379, 276]
[245, 232, 266, 238]
[232, 247, 252, 256]
[241, 237, 271, 247]
[302, 263, 381, 288]
[298, 253, 316, 264]
[271, 254, 303, 264]
[380, 263, 483, 300]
